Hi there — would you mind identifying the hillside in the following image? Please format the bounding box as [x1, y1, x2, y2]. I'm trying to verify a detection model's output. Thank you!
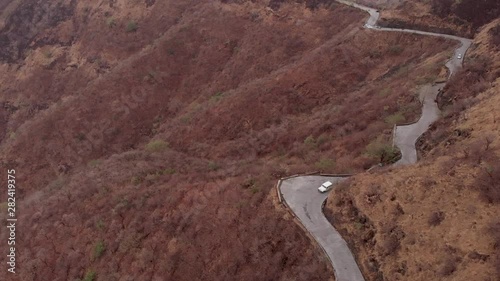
[355, 0, 500, 38]
[325, 20, 500, 281]
[0, 0, 496, 280]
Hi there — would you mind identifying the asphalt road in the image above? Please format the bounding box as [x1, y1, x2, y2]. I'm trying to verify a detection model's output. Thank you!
[280, 176, 364, 281]
[279, 1, 474, 280]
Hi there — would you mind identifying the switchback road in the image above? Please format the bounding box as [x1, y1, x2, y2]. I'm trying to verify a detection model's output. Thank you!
[279, 1, 473, 280]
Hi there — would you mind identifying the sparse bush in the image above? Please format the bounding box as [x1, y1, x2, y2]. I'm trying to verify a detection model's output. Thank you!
[145, 173, 158, 184]
[76, 132, 86, 141]
[210, 92, 224, 102]
[106, 18, 116, 28]
[88, 159, 101, 168]
[93, 240, 105, 259]
[145, 140, 168, 152]
[315, 157, 335, 171]
[439, 256, 459, 276]
[304, 135, 316, 148]
[162, 168, 176, 175]
[368, 49, 382, 59]
[95, 219, 105, 230]
[83, 270, 96, 281]
[474, 161, 500, 204]
[384, 112, 405, 125]
[250, 186, 260, 194]
[241, 178, 256, 189]
[42, 49, 53, 59]
[388, 45, 403, 55]
[428, 211, 445, 226]
[316, 133, 330, 147]
[208, 161, 220, 171]
[365, 138, 401, 164]
[381, 235, 400, 256]
[467, 251, 489, 261]
[126, 21, 138, 32]
[489, 24, 500, 47]
[131, 176, 143, 185]
[378, 87, 392, 97]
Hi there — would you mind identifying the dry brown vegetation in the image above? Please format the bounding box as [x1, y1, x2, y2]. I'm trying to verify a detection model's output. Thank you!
[0, 0, 460, 280]
[325, 24, 500, 281]
[0, 0, 496, 280]
[358, 0, 500, 38]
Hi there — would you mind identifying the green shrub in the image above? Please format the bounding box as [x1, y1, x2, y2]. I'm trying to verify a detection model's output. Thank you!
[315, 158, 335, 171]
[365, 138, 401, 164]
[378, 87, 392, 97]
[316, 134, 330, 146]
[388, 45, 404, 55]
[106, 18, 116, 27]
[42, 50, 53, 59]
[76, 132, 86, 141]
[384, 112, 406, 125]
[250, 186, 260, 194]
[88, 159, 101, 168]
[210, 92, 224, 102]
[304, 135, 316, 148]
[208, 161, 220, 171]
[83, 270, 96, 281]
[95, 219, 105, 230]
[93, 240, 105, 259]
[145, 140, 169, 152]
[162, 168, 176, 175]
[126, 21, 138, 32]
[131, 176, 143, 185]
[368, 49, 382, 59]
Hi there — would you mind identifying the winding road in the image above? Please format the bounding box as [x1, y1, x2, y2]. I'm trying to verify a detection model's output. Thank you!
[279, 1, 473, 280]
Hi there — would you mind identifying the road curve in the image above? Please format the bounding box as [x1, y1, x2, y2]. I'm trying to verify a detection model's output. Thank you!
[280, 176, 364, 281]
[336, 0, 472, 165]
[279, 1, 474, 280]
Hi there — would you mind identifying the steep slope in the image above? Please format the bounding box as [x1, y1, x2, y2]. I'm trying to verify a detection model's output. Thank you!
[0, 0, 461, 280]
[325, 21, 500, 281]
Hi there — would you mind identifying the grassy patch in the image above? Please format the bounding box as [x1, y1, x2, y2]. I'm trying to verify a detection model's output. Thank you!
[378, 87, 392, 97]
[88, 159, 101, 168]
[210, 92, 224, 103]
[83, 270, 96, 281]
[93, 240, 105, 259]
[161, 168, 176, 175]
[75, 132, 86, 141]
[126, 21, 138, 32]
[304, 135, 316, 148]
[106, 17, 116, 28]
[208, 161, 220, 171]
[47, 177, 66, 191]
[388, 45, 404, 55]
[315, 157, 335, 171]
[131, 176, 143, 185]
[95, 219, 105, 231]
[145, 140, 169, 152]
[384, 112, 406, 125]
[250, 186, 260, 194]
[416, 74, 438, 85]
[365, 137, 401, 164]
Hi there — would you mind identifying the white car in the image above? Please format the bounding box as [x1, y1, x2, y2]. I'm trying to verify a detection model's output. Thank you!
[318, 181, 333, 193]
[457, 54, 462, 59]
